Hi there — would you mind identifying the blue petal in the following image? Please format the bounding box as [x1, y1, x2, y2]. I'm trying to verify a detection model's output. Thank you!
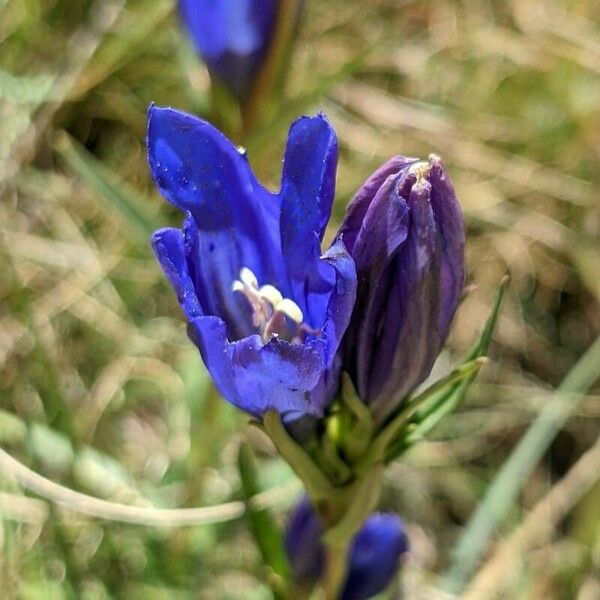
[340, 168, 412, 401]
[148, 105, 288, 332]
[319, 238, 357, 364]
[338, 154, 465, 422]
[279, 114, 338, 305]
[366, 179, 442, 422]
[151, 227, 203, 321]
[188, 317, 327, 419]
[182, 212, 255, 340]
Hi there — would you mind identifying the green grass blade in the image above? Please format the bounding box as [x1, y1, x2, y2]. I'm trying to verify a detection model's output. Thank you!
[53, 131, 158, 242]
[237, 442, 291, 598]
[443, 333, 600, 593]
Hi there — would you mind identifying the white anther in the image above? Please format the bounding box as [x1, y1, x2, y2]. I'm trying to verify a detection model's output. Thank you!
[259, 284, 283, 307]
[239, 267, 258, 289]
[232, 280, 244, 293]
[276, 298, 304, 324]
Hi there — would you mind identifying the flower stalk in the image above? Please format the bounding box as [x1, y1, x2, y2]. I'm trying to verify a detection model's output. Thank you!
[323, 537, 350, 600]
[242, 0, 304, 136]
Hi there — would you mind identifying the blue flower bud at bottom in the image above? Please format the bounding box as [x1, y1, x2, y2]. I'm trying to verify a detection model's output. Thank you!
[285, 497, 409, 600]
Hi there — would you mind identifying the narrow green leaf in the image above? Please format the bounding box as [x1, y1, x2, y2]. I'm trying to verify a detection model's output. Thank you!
[381, 276, 508, 462]
[387, 275, 509, 459]
[29, 424, 74, 473]
[53, 131, 158, 242]
[237, 442, 291, 597]
[443, 332, 600, 593]
[0, 70, 56, 106]
[386, 358, 488, 461]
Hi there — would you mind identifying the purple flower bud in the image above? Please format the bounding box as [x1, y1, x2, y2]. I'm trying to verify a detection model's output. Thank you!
[337, 155, 465, 424]
[284, 496, 325, 585]
[178, 0, 281, 100]
[285, 497, 409, 599]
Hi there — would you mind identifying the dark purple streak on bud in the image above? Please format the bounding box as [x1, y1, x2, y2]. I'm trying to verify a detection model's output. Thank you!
[337, 155, 465, 424]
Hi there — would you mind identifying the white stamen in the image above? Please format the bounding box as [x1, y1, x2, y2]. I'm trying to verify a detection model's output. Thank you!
[232, 266, 312, 343]
[239, 267, 258, 289]
[276, 298, 304, 324]
[259, 284, 283, 307]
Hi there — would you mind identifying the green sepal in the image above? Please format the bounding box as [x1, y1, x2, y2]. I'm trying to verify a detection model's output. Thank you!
[262, 411, 339, 502]
[339, 373, 374, 462]
[354, 358, 486, 475]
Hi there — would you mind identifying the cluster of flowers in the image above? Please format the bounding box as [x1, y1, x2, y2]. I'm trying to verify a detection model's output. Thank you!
[149, 2, 469, 598]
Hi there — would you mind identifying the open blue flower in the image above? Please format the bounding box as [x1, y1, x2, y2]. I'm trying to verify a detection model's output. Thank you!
[179, 0, 278, 100]
[148, 105, 356, 421]
[285, 496, 409, 600]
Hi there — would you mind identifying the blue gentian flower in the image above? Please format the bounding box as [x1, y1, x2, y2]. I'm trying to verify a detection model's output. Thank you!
[337, 155, 465, 424]
[285, 497, 409, 599]
[148, 105, 356, 421]
[179, 0, 278, 100]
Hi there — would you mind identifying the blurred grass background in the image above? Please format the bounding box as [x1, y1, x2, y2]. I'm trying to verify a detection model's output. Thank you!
[1, 0, 600, 598]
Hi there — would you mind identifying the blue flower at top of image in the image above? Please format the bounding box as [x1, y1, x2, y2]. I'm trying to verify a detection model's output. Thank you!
[148, 105, 356, 421]
[179, 0, 279, 99]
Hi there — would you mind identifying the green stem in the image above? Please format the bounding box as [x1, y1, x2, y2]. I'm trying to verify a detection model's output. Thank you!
[315, 466, 385, 598]
[323, 465, 384, 545]
[323, 538, 350, 600]
[241, 0, 303, 135]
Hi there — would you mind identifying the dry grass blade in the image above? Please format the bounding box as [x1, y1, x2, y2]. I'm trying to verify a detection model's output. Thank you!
[0, 448, 296, 527]
[462, 433, 600, 600]
[2, 0, 126, 183]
